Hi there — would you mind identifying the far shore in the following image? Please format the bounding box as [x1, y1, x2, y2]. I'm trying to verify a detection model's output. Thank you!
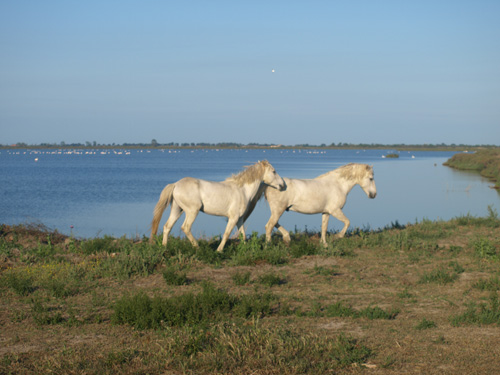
[2, 143, 499, 152]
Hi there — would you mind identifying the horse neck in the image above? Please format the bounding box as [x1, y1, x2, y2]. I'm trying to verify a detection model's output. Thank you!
[239, 179, 265, 202]
[328, 172, 359, 195]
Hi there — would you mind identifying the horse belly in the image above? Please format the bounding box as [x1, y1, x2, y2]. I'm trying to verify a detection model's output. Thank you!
[290, 198, 327, 214]
[199, 182, 239, 217]
[289, 182, 329, 214]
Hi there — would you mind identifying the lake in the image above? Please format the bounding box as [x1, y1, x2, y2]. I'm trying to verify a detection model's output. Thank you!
[1, 148, 499, 239]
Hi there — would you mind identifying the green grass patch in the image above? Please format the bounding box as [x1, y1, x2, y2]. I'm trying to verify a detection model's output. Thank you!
[473, 275, 500, 291]
[324, 301, 399, 320]
[0, 269, 36, 296]
[228, 233, 289, 266]
[112, 282, 276, 330]
[451, 294, 500, 326]
[170, 324, 372, 373]
[419, 263, 464, 285]
[415, 318, 437, 330]
[470, 236, 498, 260]
[310, 265, 339, 277]
[162, 266, 189, 286]
[257, 271, 286, 287]
[231, 271, 251, 286]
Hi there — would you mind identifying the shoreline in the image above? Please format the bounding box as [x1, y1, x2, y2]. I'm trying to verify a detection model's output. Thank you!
[444, 149, 500, 189]
[2, 144, 498, 152]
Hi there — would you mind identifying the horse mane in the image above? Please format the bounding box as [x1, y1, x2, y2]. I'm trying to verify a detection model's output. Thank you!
[225, 160, 270, 187]
[318, 163, 372, 181]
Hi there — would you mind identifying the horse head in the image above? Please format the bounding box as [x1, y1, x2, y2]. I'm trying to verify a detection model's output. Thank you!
[359, 165, 377, 199]
[261, 160, 286, 191]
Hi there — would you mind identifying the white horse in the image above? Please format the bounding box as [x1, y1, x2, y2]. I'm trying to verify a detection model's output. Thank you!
[151, 160, 285, 252]
[264, 163, 377, 247]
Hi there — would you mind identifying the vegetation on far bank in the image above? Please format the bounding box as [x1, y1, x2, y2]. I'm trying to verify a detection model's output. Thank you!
[444, 148, 500, 188]
[1, 210, 500, 374]
[2, 140, 499, 152]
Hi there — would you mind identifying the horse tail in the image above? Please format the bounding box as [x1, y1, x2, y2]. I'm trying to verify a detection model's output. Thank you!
[150, 183, 175, 241]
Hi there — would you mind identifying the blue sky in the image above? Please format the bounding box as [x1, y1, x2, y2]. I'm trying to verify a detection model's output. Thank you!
[1, 1, 499, 146]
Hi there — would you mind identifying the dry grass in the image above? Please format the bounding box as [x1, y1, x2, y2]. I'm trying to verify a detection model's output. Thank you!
[1, 215, 500, 374]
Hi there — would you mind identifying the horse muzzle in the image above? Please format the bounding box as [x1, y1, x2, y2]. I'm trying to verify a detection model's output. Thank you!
[369, 192, 377, 199]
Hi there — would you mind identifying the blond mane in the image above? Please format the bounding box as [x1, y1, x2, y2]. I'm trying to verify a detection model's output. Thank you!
[225, 160, 271, 187]
[318, 163, 372, 181]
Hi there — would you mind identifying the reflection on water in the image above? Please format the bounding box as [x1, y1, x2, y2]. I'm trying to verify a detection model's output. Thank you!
[1, 148, 498, 238]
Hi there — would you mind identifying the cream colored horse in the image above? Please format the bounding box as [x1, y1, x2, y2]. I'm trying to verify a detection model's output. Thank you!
[264, 163, 377, 247]
[151, 160, 285, 252]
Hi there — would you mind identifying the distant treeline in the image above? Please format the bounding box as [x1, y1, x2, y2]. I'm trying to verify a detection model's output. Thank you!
[3, 140, 499, 151]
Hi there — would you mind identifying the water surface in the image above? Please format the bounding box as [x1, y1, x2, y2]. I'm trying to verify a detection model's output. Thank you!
[1, 148, 498, 238]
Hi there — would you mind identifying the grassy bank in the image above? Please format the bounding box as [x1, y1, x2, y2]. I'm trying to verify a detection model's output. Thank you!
[444, 148, 500, 189]
[1, 213, 500, 374]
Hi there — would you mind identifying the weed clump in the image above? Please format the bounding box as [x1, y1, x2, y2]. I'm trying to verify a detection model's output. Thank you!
[162, 266, 188, 286]
[112, 282, 276, 330]
[451, 294, 500, 326]
[415, 318, 437, 330]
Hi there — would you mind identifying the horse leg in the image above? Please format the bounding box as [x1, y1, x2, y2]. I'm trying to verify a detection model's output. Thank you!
[236, 218, 246, 241]
[162, 202, 183, 246]
[332, 209, 350, 239]
[217, 216, 239, 252]
[265, 209, 288, 243]
[276, 223, 291, 244]
[181, 210, 199, 248]
[321, 213, 330, 247]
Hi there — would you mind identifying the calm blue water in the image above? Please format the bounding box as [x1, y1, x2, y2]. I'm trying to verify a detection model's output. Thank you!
[1, 148, 499, 239]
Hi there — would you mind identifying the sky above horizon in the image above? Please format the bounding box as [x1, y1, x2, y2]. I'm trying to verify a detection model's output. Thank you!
[1, 1, 499, 146]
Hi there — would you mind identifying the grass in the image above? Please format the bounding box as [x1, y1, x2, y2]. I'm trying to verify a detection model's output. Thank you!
[415, 318, 437, 330]
[1, 215, 500, 374]
[444, 148, 500, 188]
[162, 265, 189, 286]
[450, 294, 500, 326]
